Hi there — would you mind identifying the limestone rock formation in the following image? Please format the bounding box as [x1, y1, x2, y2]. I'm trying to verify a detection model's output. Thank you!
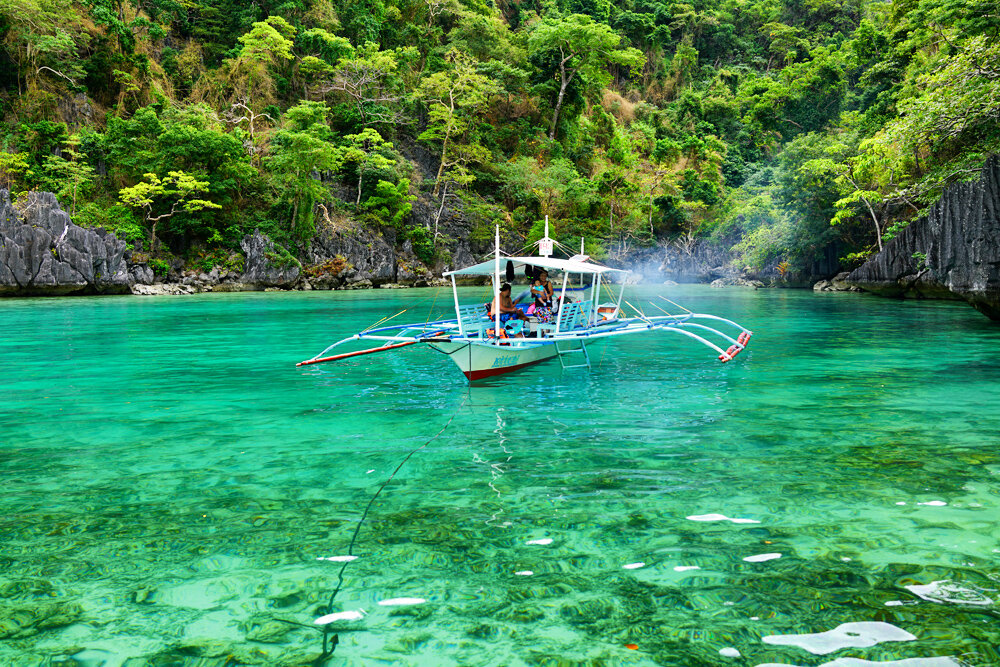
[240, 230, 301, 286]
[845, 155, 1000, 320]
[307, 225, 396, 285]
[814, 272, 862, 292]
[0, 189, 131, 296]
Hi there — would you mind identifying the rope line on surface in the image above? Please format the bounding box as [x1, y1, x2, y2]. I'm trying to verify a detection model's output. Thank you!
[313, 397, 468, 663]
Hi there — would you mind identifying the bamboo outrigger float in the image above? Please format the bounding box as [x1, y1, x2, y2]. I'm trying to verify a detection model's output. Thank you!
[297, 224, 753, 381]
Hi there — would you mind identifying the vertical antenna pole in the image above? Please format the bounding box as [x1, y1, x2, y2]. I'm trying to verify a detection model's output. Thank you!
[494, 224, 501, 343]
[540, 215, 553, 257]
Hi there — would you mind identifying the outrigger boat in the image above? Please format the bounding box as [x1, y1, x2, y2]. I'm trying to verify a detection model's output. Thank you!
[297, 225, 752, 380]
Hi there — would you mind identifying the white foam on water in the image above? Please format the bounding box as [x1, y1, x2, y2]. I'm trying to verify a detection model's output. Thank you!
[756, 658, 964, 667]
[719, 647, 741, 657]
[315, 610, 365, 624]
[674, 565, 701, 572]
[905, 580, 995, 606]
[918, 500, 947, 506]
[896, 502, 907, 505]
[623, 562, 645, 570]
[762, 621, 916, 655]
[317, 555, 358, 562]
[378, 597, 427, 606]
[526, 538, 553, 545]
[687, 513, 761, 524]
[744, 552, 782, 563]
[514, 570, 533, 576]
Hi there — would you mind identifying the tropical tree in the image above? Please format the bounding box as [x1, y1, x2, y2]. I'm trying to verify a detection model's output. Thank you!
[340, 128, 396, 206]
[315, 42, 411, 128]
[0, 152, 31, 192]
[41, 134, 94, 215]
[119, 171, 222, 254]
[266, 101, 342, 239]
[528, 14, 645, 140]
[417, 49, 497, 196]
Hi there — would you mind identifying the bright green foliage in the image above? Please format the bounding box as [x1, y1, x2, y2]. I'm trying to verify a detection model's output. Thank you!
[0, 152, 32, 191]
[0, 0, 996, 274]
[238, 16, 297, 63]
[319, 42, 410, 129]
[74, 203, 145, 249]
[340, 128, 396, 206]
[266, 101, 342, 240]
[364, 178, 416, 229]
[529, 14, 646, 140]
[41, 136, 95, 215]
[119, 171, 222, 254]
[417, 49, 497, 196]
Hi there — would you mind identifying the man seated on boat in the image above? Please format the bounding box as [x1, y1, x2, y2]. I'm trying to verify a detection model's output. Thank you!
[489, 283, 529, 325]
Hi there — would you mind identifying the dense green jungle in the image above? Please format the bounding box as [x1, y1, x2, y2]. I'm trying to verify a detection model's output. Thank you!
[0, 0, 997, 277]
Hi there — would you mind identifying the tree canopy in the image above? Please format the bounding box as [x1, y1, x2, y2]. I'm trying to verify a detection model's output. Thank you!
[0, 0, 994, 274]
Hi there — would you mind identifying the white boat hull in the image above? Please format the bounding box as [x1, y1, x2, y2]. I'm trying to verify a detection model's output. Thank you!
[428, 340, 560, 380]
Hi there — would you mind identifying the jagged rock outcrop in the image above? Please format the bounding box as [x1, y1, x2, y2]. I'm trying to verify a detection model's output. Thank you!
[396, 137, 478, 271]
[0, 189, 131, 296]
[306, 224, 396, 286]
[814, 272, 862, 292]
[657, 241, 741, 283]
[240, 230, 301, 286]
[617, 236, 840, 286]
[845, 155, 1000, 320]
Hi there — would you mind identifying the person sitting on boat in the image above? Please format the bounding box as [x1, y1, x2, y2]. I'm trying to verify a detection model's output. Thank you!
[489, 283, 529, 325]
[532, 270, 555, 307]
[530, 270, 556, 322]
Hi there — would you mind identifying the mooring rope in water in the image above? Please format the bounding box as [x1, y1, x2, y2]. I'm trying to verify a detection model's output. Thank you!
[361, 307, 409, 333]
[658, 295, 692, 314]
[313, 397, 468, 664]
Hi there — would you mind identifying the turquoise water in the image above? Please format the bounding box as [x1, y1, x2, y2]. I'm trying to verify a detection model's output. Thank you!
[2, 286, 999, 666]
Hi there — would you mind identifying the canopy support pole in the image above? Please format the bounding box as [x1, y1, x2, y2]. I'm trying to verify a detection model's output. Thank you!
[494, 224, 501, 345]
[451, 274, 463, 336]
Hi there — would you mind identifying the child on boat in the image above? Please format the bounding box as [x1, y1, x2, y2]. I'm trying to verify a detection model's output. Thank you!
[530, 270, 554, 322]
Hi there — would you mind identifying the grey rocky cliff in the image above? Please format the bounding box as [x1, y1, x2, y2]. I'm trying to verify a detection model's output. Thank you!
[845, 155, 1000, 320]
[0, 189, 132, 296]
[240, 230, 301, 286]
[306, 224, 397, 286]
[615, 238, 838, 286]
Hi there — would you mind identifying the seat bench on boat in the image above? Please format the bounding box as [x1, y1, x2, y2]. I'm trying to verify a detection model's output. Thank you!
[457, 303, 490, 338]
[534, 300, 592, 337]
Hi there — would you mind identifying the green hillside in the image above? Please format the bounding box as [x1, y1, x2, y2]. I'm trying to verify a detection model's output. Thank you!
[1, 0, 997, 276]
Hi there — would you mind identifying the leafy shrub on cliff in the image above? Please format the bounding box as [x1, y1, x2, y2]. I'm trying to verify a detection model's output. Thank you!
[363, 179, 415, 230]
[74, 203, 146, 250]
[304, 255, 352, 279]
[264, 242, 301, 269]
[408, 225, 435, 265]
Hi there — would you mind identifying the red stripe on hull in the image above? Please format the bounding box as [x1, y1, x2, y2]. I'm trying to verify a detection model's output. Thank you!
[464, 357, 550, 380]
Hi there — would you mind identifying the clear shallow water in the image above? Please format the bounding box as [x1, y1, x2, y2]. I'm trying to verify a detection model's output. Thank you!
[1, 286, 999, 666]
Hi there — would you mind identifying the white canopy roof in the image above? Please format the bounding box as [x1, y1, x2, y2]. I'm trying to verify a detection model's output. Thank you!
[444, 256, 629, 277]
